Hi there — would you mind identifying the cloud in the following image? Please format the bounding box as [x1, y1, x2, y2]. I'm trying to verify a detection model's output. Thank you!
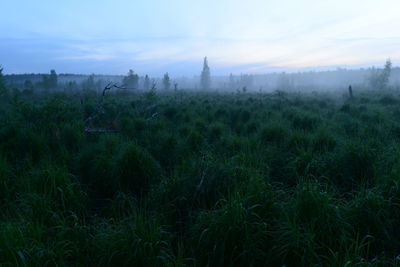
[1, 0, 400, 74]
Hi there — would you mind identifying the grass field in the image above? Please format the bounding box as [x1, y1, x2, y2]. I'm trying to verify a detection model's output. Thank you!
[1, 87, 400, 266]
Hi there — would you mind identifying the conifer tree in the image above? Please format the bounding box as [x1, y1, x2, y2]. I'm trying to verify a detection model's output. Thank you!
[123, 69, 139, 89]
[0, 66, 5, 90]
[49, 69, 58, 88]
[163, 72, 170, 90]
[144, 74, 150, 90]
[200, 57, 211, 90]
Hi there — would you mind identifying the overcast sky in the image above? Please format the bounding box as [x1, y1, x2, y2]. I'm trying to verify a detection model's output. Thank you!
[1, 0, 400, 76]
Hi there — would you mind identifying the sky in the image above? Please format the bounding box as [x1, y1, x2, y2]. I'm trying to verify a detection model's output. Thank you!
[1, 0, 400, 76]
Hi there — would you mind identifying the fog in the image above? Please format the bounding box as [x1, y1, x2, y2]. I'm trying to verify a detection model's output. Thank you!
[4, 60, 399, 94]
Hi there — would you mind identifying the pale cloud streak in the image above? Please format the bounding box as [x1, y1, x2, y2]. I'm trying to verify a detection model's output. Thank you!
[1, 0, 400, 75]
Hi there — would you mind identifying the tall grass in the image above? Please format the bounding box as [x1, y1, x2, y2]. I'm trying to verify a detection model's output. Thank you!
[1, 89, 400, 265]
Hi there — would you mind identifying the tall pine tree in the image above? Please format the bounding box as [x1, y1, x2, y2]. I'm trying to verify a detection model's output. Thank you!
[123, 69, 139, 89]
[144, 75, 150, 90]
[0, 66, 5, 90]
[0, 66, 8, 98]
[162, 73, 170, 90]
[200, 57, 211, 90]
[49, 69, 58, 88]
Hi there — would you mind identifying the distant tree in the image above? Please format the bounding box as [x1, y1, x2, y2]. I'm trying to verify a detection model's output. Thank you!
[0, 66, 5, 90]
[368, 59, 392, 89]
[49, 69, 58, 88]
[42, 75, 50, 91]
[0, 66, 8, 97]
[348, 85, 353, 98]
[229, 73, 235, 89]
[23, 80, 34, 95]
[201, 57, 211, 90]
[277, 72, 293, 91]
[382, 59, 392, 87]
[24, 80, 33, 89]
[82, 74, 95, 90]
[66, 81, 78, 93]
[145, 80, 157, 102]
[239, 74, 254, 89]
[41, 69, 58, 91]
[144, 74, 150, 90]
[163, 72, 170, 90]
[123, 69, 139, 89]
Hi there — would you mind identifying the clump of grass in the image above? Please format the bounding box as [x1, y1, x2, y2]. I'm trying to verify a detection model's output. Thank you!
[113, 142, 162, 196]
[185, 130, 204, 151]
[335, 143, 376, 190]
[271, 181, 347, 266]
[17, 165, 88, 222]
[91, 213, 174, 266]
[379, 95, 398, 105]
[163, 106, 178, 120]
[106, 192, 137, 219]
[152, 133, 179, 171]
[346, 188, 396, 255]
[60, 123, 84, 152]
[191, 194, 271, 266]
[0, 156, 12, 205]
[287, 130, 310, 153]
[284, 108, 320, 131]
[0, 221, 66, 266]
[312, 130, 336, 153]
[240, 109, 251, 123]
[245, 120, 259, 135]
[208, 122, 225, 142]
[260, 123, 287, 146]
[77, 135, 122, 198]
[194, 119, 207, 132]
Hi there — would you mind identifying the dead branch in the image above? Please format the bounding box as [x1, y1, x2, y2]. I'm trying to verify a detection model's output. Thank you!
[84, 83, 125, 133]
[146, 112, 159, 121]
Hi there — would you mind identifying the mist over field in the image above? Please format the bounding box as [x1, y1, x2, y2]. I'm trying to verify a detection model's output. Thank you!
[2, 1, 400, 266]
[4, 62, 400, 92]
